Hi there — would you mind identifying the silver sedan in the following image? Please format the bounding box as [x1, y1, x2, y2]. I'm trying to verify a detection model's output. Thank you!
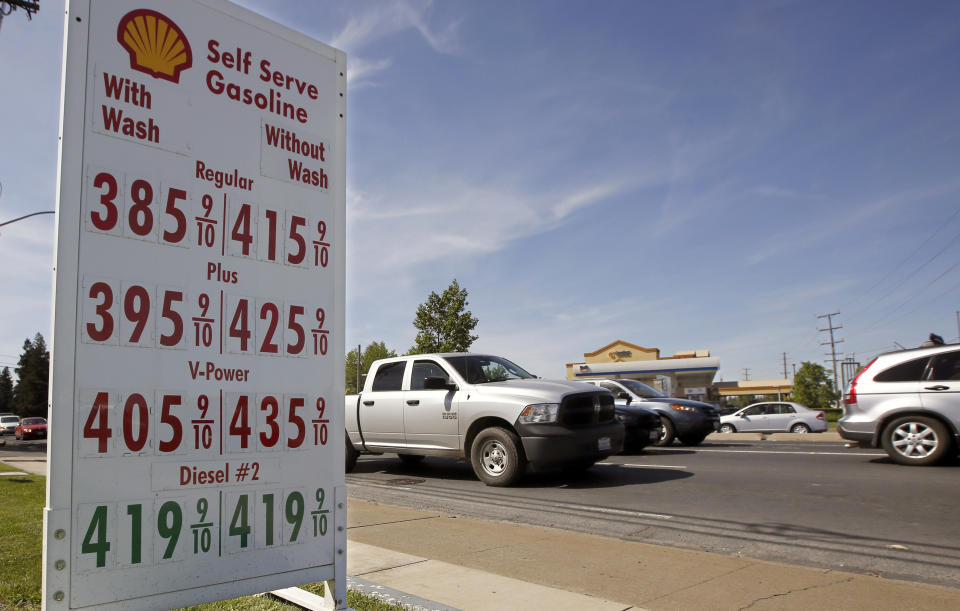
[719, 401, 828, 434]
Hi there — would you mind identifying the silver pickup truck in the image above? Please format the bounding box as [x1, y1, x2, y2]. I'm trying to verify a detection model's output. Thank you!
[344, 353, 624, 486]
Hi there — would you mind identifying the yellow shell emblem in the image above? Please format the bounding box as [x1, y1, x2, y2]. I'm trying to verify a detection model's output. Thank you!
[117, 9, 193, 83]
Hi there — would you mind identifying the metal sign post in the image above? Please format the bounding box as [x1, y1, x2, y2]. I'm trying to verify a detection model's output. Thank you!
[44, 1, 346, 608]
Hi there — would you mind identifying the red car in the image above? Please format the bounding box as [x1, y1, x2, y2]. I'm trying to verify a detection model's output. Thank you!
[15, 417, 47, 440]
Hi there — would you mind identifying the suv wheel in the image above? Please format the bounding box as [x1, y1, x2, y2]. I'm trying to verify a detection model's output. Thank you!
[881, 416, 951, 466]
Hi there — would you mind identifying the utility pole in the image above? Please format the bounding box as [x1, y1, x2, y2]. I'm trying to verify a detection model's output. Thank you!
[818, 312, 843, 395]
[955, 310, 959, 343]
[356, 343, 361, 393]
[792, 363, 796, 378]
[782, 352, 788, 379]
[742, 367, 751, 381]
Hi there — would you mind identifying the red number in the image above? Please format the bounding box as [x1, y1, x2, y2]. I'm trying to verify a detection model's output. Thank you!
[316, 220, 327, 242]
[231, 203, 254, 255]
[83, 392, 112, 453]
[287, 397, 305, 448]
[287, 305, 305, 355]
[159, 394, 182, 453]
[315, 308, 325, 329]
[313, 397, 328, 446]
[229, 298, 251, 351]
[195, 195, 216, 247]
[160, 290, 183, 347]
[128, 179, 154, 236]
[197, 394, 209, 419]
[259, 302, 280, 354]
[86, 282, 114, 342]
[162, 187, 187, 243]
[318, 246, 328, 268]
[122, 393, 149, 452]
[123, 285, 151, 343]
[259, 396, 280, 448]
[265, 209, 278, 261]
[287, 215, 306, 264]
[229, 395, 251, 449]
[91, 172, 119, 231]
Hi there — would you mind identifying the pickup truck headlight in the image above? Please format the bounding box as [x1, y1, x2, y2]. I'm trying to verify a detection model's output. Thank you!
[519, 403, 559, 424]
[669, 404, 696, 412]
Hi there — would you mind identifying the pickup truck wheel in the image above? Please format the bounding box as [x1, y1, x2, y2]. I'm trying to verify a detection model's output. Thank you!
[881, 416, 951, 466]
[654, 417, 676, 446]
[345, 436, 359, 473]
[398, 454, 425, 464]
[470, 427, 526, 487]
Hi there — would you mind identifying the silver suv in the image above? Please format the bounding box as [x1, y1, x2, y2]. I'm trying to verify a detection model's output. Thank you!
[839, 344, 960, 465]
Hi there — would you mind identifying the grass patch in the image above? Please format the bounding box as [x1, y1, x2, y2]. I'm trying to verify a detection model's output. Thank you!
[0, 466, 44, 609]
[0, 461, 402, 611]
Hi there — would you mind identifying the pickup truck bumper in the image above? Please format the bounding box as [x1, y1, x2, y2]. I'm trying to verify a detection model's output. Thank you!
[516, 422, 625, 467]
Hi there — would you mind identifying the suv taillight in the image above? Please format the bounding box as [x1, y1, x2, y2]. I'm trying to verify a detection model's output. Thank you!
[816, 412, 824, 420]
[844, 357, 877, 405]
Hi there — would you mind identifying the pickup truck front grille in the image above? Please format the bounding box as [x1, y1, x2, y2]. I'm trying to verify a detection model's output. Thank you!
[561, 393, 616, 427]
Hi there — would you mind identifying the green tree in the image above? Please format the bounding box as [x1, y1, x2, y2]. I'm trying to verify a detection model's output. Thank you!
[13, 333, 50, 417]
[409, 279, 478, 354]
[0, 367, 13, 413]
[345, 341, 397, 394]
[792, 361, 839, 410]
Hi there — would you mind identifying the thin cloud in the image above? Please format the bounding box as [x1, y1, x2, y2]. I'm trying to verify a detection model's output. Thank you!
[332, 1, 459, 54]
[746, 180, 960, 266]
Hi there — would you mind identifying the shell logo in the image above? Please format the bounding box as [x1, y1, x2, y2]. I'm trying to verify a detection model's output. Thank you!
[116, 9, 193, 83]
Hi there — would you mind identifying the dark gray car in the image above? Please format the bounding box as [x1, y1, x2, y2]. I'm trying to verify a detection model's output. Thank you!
[839, 343, 960, 465]
[583, 379, 720, 445]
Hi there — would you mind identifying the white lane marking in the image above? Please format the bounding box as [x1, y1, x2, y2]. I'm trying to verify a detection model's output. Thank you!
[661, 448, 886, 457]
[598, 463, 688, 470]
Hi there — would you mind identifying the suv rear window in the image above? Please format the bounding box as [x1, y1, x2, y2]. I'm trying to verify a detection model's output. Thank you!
[928, 351, 960, 381]
[873, 356, 929, 382]
[371, 361, 405, 391]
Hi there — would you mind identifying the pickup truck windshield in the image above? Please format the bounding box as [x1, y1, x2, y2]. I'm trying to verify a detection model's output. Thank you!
[443, 355, 534, 384]
[620, 379, 665, 398]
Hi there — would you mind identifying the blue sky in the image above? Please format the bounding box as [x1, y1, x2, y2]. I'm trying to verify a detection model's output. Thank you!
[2, 0, 959, 383]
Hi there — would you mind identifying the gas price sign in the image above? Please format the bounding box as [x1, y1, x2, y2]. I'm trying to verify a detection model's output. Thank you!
[45, 1, 346, 608]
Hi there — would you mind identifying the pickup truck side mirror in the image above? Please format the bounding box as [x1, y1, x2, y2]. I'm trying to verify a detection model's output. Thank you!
[423, 376, 457, 391]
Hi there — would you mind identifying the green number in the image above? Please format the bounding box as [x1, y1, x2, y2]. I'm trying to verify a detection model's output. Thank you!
[285, 491, 304, 542]
[262, 493, 274, 546]
[81, 506, 111, 567]
[157, 501, 182, 560]
[197, 497, 208, 522]
[126, 504, 142, 564]
[315, 487, 325, 508]
[229, 494, 251, 548]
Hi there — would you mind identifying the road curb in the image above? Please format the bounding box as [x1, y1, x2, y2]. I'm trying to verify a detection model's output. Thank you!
[707, 431, 843, 442]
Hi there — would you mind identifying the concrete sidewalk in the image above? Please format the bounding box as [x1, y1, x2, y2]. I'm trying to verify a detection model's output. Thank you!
[347, 499, 960, 611]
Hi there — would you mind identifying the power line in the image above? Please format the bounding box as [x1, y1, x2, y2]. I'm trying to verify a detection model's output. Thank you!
[843, 205, 960, 314]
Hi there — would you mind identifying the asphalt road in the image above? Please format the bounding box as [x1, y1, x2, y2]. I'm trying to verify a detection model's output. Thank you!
[6, 437, 959, 589]
[345, 440, 960, 590]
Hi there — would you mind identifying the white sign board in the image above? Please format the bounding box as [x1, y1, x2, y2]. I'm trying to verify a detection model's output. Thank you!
[44, 1, 346, 608]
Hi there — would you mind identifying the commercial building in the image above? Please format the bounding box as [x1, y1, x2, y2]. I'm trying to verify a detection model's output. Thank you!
[566, 340, 719, 401]
[566, 340, 792, 402]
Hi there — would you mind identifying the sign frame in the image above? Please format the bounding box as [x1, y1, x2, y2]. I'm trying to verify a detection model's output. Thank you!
[43, 1, 347, 608]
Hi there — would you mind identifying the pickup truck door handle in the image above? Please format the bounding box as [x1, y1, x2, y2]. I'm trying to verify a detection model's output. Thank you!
[406, 400, 419, 406]
[362, 400, 375, 406]
[925, 385, 950, 391]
